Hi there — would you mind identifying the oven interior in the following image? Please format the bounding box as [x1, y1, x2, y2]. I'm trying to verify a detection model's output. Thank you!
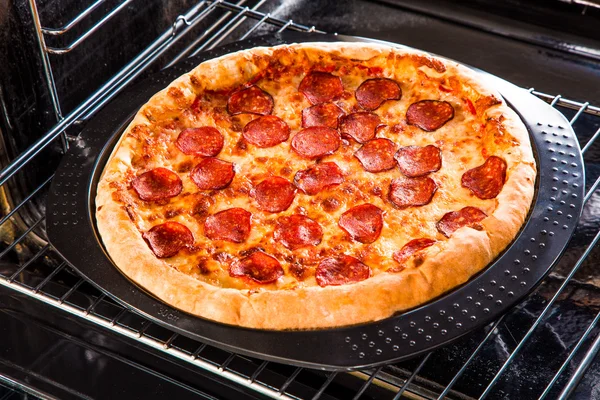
[0, 0, 599, 399]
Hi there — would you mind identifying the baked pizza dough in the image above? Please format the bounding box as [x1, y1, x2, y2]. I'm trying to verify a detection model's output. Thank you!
[95, 42, 536, 330]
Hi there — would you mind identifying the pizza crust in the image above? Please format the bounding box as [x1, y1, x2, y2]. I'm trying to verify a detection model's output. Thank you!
[96, 42, 536, 330]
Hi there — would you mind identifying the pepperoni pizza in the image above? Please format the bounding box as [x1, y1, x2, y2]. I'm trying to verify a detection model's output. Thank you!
[95, 43, 536, 329]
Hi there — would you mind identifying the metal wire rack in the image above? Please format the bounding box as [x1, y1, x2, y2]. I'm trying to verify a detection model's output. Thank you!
[559, 0, 600, 11]
[1, 0, 599, 398]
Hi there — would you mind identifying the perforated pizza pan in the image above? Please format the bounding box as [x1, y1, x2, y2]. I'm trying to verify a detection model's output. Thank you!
[47, 32, 584, 370]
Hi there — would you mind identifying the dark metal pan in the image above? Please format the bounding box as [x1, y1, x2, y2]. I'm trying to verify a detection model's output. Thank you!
[47, 32, 584, 370]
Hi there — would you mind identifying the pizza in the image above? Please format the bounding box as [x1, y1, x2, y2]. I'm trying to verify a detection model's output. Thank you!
[95, 42, 536, 330]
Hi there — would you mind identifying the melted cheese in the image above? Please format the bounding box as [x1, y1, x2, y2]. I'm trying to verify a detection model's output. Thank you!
[108, 47, 520, 290]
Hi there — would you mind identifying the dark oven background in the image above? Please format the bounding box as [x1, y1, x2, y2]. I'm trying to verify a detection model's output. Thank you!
[0, 0, 599, 399]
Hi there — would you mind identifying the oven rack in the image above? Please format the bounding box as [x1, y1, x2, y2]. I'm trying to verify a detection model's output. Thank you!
[562, 0, 600, 11]
[1, 0, 599, 398]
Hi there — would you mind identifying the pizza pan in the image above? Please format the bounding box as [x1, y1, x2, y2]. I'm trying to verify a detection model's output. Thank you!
[47, 32, 584, 370]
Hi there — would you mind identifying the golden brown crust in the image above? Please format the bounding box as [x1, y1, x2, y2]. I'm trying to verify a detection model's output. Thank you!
[96, 42, 536, 330]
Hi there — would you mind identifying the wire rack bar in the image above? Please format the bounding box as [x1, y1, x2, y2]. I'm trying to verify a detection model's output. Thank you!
[436, 316, 505, 399]
[188, 4, 256, 57]
[584, 170, 600, 204]
[33, 261, 66, 293]
[0, 174, 53, 228]
[84, 292, 106, 315]
[582, 123, 600, 203]
[0, 217, 44, 259]
[240, 12, 271, 40]
[277, 20, 295, 33]
[164, 333, 179, 349]
[531, 90, 600, 116]
[165, 0, 319, 68]
[59, 278, 84, 303]
[581, 127, 600, 154]
[557, 330, 600, 399]
[166, 0, 253, 68]
[7, 244, 50, 282]
[133, 319, 151, 338]
[312, 372, 337, 400]
[568, 0, 600, 10]
[219, 353, 236, 370]
[539, 310, 600, 399]
[278, 367, 302, 394]
[352, 366, 383, 400]
[249, 360, 268, 383]
[191, 343, 208, 359]
[27, 0, 68, 152]
[392, 353, 431, 400]
[214, 1, 323, 33]
[109, 308, 128, 326]
[203, 3, 265, 50]
[569, 102, 590, 124]
[0, 375, 58, 400]
[42, 0, 106, 35]
[45, 0, 135, 54]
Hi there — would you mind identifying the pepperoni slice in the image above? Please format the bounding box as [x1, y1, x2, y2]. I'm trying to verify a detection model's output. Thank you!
[301, 102, 344, 129]
[388, 177, 437, 209]
[461, 156, 507, 199]
[393, 238, 436, 266]
[227, 85, 273, 115]
[176, 127, 224, 157]
[354, 138, 397, 173]
[132, 168, 182, 202]
[436, 206, 487, 238]
[243, 115, 290, 147]
[291, 127, 341, 159]
[190, 158, 235, 190]
[293, 162, 344, 195]
[299, 71, 344, 105]
[395, 145, 442, 177]
[143, 221, 193, 258]
[204, 208, 251, 243]
[355, 78, 402, 111]
[338, 204, 384, 244]
[315, 255, 371, 287]
[339, 112, 382, 143]
[406, 100, 454, 132]
[229, 251, 283, 284]
[253, 176, 296, 213]
[274, 215, 323, 249]
[294, 162, 344, 196]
